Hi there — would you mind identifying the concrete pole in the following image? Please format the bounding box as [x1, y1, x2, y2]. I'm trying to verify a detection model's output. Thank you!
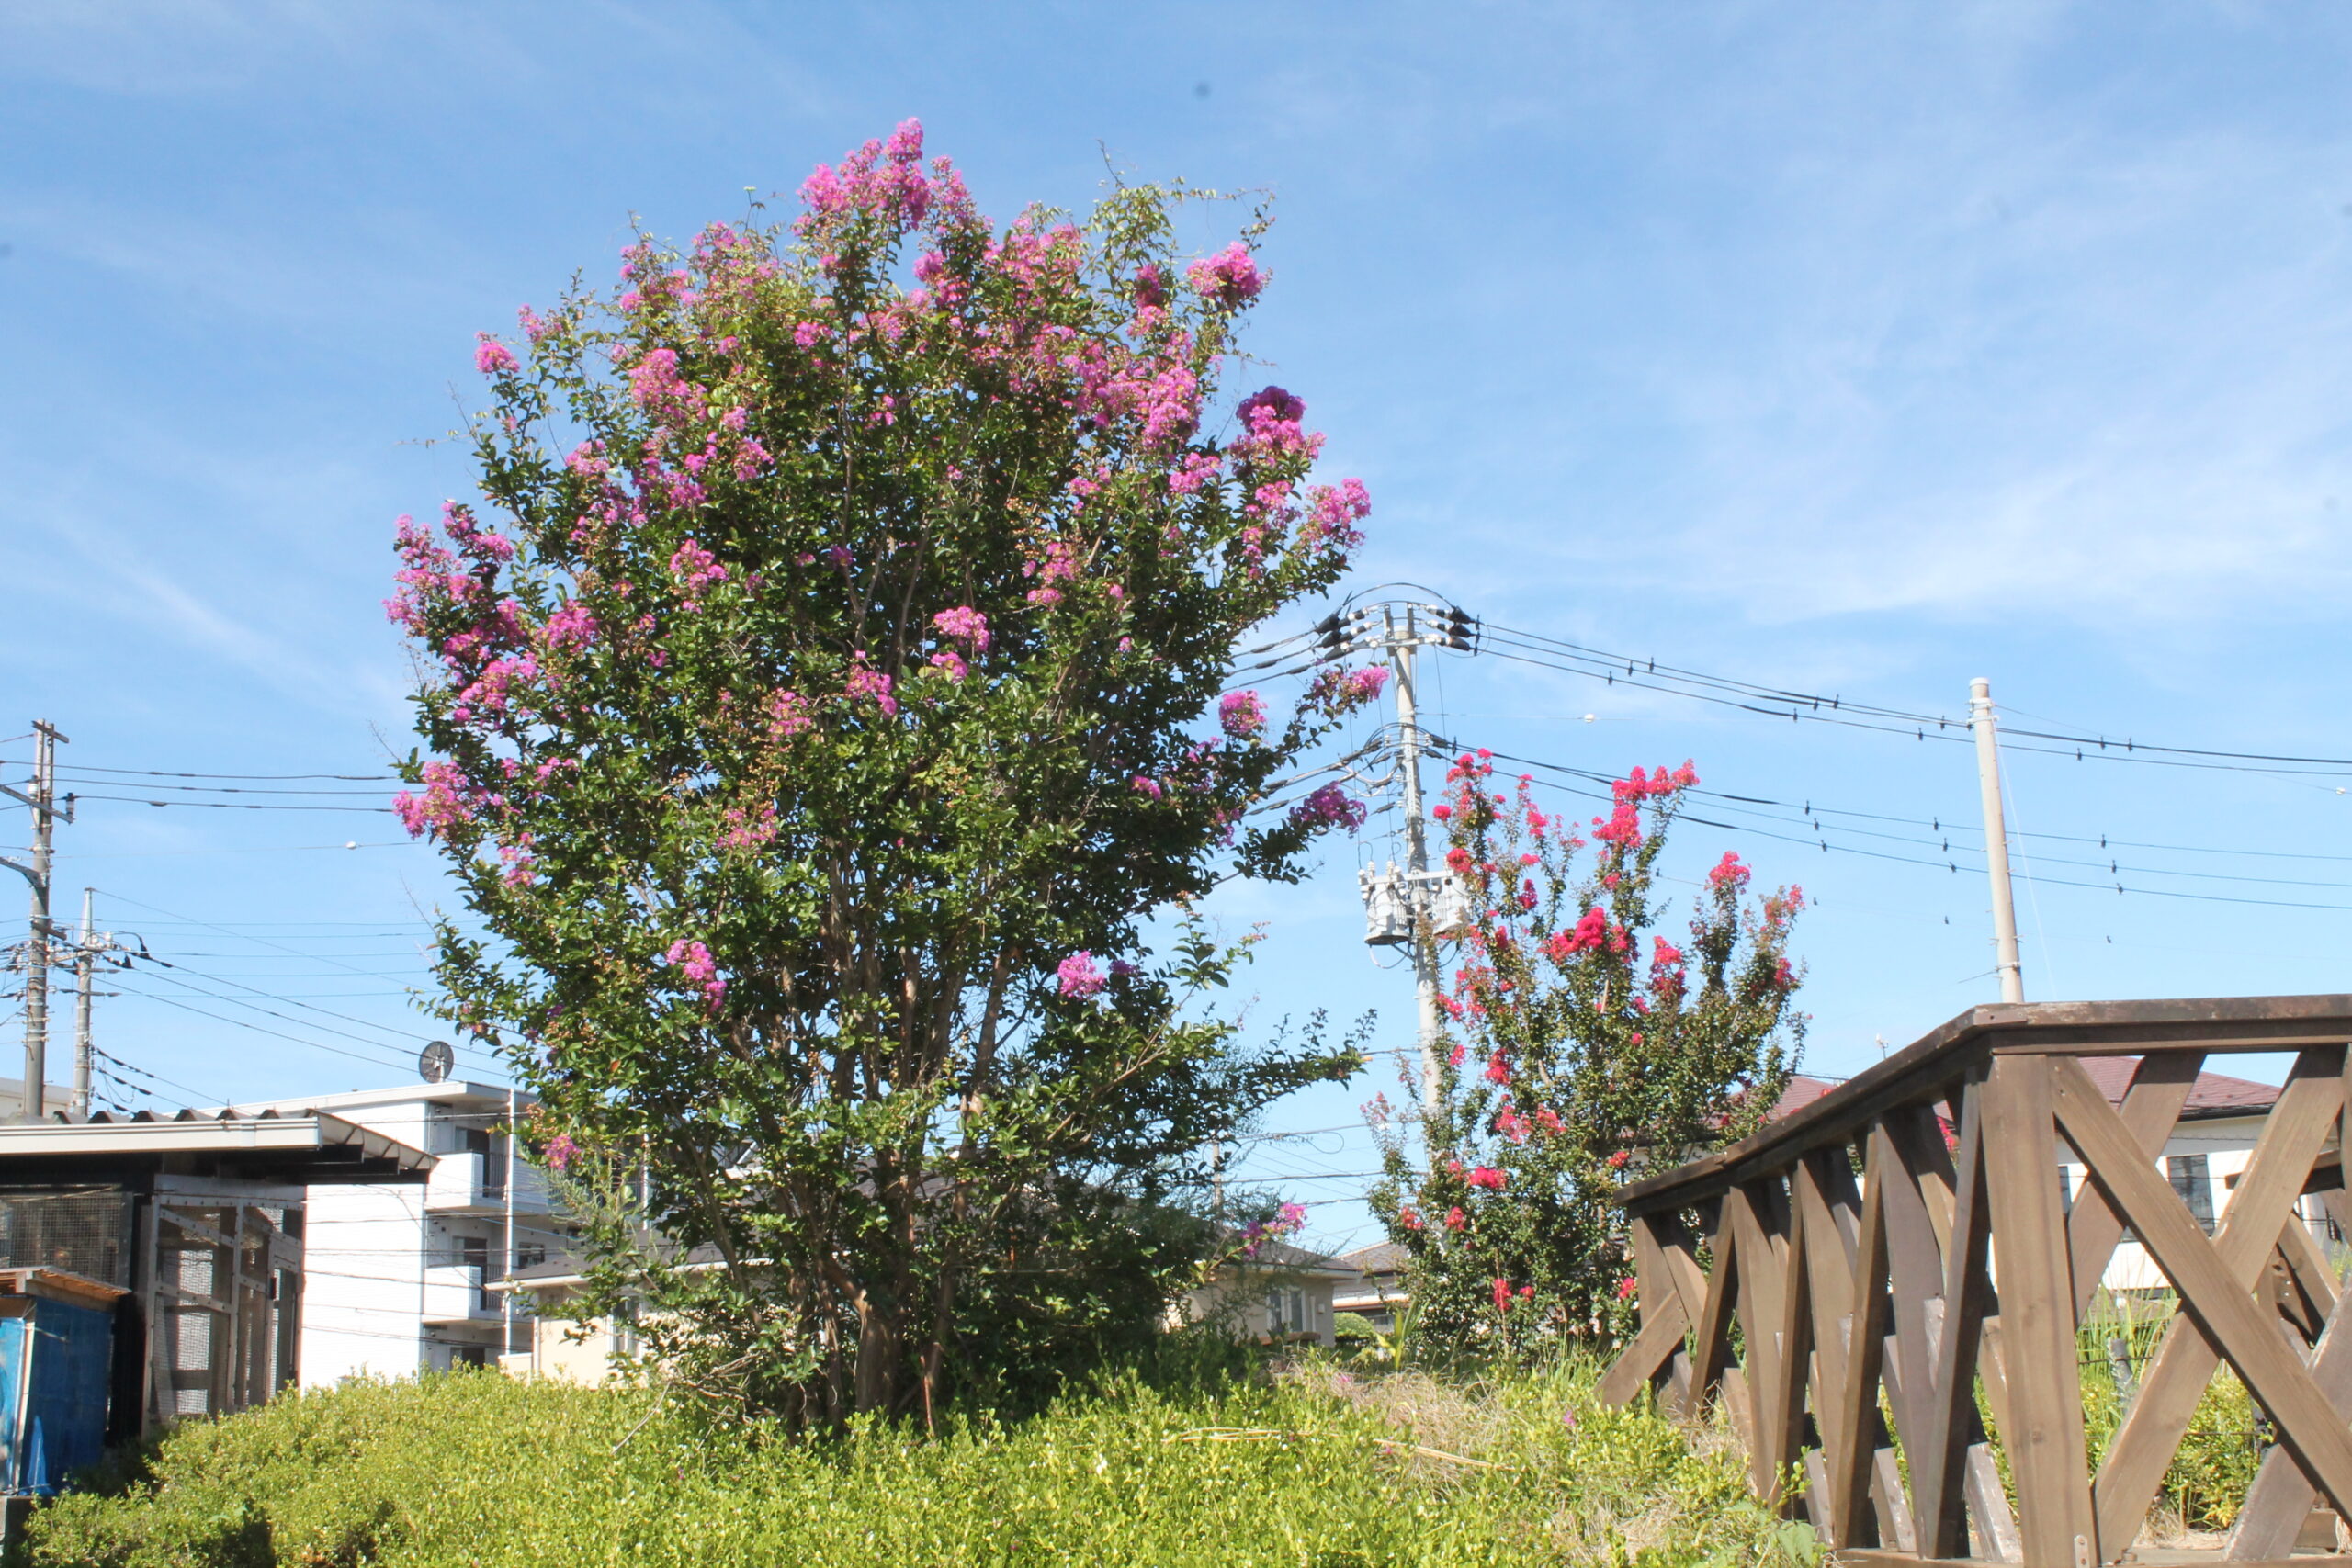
[1389, 608, 1444, 1124]
[20, 724, 61, 1121]
[1969, 678, 2026, 1004]
[503, 1087, 517, 1359]
[73, 888, 94, 1120]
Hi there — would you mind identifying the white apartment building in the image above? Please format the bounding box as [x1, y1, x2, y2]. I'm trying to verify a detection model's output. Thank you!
[234, 1081, 567, 1384]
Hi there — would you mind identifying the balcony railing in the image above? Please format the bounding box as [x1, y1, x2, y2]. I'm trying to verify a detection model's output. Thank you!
[422, 1264, 493, 1323]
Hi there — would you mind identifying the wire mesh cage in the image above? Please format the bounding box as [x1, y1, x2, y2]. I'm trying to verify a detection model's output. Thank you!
[0, 1187, 130, 1288]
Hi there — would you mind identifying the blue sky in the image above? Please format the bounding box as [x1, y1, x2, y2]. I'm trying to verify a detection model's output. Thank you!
[6, 1, 2352, 1253]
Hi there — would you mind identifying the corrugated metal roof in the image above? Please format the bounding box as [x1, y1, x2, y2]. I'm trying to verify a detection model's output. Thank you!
[0, 1109, 435, 1177]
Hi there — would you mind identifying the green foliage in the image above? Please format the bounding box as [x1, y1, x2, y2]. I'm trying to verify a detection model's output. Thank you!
[2076, 1298, 2263, 1534]
[385, 119, 1381, 1423]
[1369, 759, 1805, 1348]
[23, 1362, 1824, 1568]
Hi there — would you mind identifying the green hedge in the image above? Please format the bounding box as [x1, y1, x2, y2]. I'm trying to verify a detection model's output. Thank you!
[20, 1359, 1815, 1568]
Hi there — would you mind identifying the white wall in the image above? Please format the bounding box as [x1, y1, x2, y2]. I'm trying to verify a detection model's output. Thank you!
[234, 1083, 562, 1387]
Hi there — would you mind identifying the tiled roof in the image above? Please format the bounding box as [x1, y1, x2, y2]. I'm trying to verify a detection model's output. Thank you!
[1771, 1057, 2280, 1123]
[1337, 1241, 1408, 1277]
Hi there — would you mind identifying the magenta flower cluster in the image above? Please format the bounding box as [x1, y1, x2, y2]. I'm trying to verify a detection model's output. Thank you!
[1218, 690, 1266, 739]
[1056, 952, 1105, 999]
[1187, 242, 1265, 310]
[1288, 784, 1366, 834]
[1237, 1200, 1307, 1258]
[665, 939, 728, 1011]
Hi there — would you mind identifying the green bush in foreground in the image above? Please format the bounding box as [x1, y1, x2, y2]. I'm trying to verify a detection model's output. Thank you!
[23, 1358, 1817, 1568]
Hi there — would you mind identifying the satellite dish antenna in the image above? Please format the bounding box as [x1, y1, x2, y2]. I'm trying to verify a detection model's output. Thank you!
[418, 1040, 455, 1084]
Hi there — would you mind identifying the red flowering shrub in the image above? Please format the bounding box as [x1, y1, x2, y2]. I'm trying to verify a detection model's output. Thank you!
[391, 122, 1380, 1425]
[1368, 754, 1805, 1349]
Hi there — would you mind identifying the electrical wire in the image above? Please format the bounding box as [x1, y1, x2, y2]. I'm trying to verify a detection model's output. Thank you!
[0, 762, 397, 782]
[63, 795, 395, 814]
[107, 976, 491, 1081]
[125, 954, 457, 1058]
[1475, 623, 2352, 779]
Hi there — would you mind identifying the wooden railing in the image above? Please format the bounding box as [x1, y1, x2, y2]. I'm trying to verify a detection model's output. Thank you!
[1599, 996, 2352, 1568]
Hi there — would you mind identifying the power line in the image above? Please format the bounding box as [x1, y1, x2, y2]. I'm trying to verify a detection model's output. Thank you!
[63, 795, 395, 814]
[107, 977, 484, 1081]
[125, 954, 458, 1058]
[0, 762, 397, 782]
[1474, 624, 2352, 779]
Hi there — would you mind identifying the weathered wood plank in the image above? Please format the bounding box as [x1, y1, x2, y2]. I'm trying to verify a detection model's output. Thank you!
[1686, 1200, 1741, 1421]
[1984, 1055, 2098, 1568]
[1599, 1299, 1689, 1406]
[1917, 1069, 1993, 1558]
[1724, 1183, 1781, 1485]
[2054, 1053, 2352, 1537]
[2231, 1247, 2352, 1558]
[1765, 1178, 1814, 1511]
[2075, 1047, 2344, 1552]
[1830, 1129, 1894, 1551]
[2066, 1050, 2204, 1319]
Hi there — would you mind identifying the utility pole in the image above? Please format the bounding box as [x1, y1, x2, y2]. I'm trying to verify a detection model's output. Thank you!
[1968, 678, 2025, 1004]
[1385, 605, 1446, 1121]
[0, 723, 67, 1122]
[73, 888, 98, 1120]
[503, 1087, 517, 1360]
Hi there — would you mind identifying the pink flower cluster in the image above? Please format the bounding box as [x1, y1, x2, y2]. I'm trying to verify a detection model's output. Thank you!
[845, 656, 897, 717]
[1288, 784, 1366, 833]
[1167, 451, 1223, 497]
[796, 118, 978, 242]
[1708, 851, 1751, 892]
[718, 800, 779, 851]
[1492, 1279, 1535, 1314]
[1303, 478, 1372, 554]
[475, 334, 519, 375]
[1231, 387, 1316, 467]
[665, 939, 727, 1011]
[392, 761, 478, 840]
[1343, 665, 1389, 703]
[669, 538, 729, 604]
[1465, 1166, 1507, 1192]
[1023, 537, 1080, 607]
[1187, 242, 1265, 309]
[543, 1133, 579, 1174]
[768, 689, 813, 739]
[542, 601, 598, 650]
[1238, 1201, 1307, 1258]
[1056, 951, 1105, 999]
[1545, 907, 1628, 962]
[1218, 690, 1266, 739]
[932, 605, 990, 651]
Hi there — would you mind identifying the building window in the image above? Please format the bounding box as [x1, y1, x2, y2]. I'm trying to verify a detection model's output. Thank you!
[1266, 1287, 1307, 1336]
[2167, 1154, 2214, 1234]
[460, 1236, 495, 1309]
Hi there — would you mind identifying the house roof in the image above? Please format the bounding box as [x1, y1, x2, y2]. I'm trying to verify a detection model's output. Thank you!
[1770, 1058, 2281, 1123]
[1337, 1241, 1408, 1278]
[1237, 1237, 1355, 1277]
[227, 1080, 534, 1117]
[0, 1108, 436, 1183]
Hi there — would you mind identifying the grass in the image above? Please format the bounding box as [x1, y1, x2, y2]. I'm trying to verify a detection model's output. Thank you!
[18, 1351, 1821, 1568]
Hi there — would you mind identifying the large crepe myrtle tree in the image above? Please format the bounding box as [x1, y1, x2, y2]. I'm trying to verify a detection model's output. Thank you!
[1367, 753, 1806, 1349]
[388, 121, 1382, 1424]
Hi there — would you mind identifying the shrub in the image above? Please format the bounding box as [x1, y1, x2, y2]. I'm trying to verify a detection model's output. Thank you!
[25, 1360, 1822, 1568]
